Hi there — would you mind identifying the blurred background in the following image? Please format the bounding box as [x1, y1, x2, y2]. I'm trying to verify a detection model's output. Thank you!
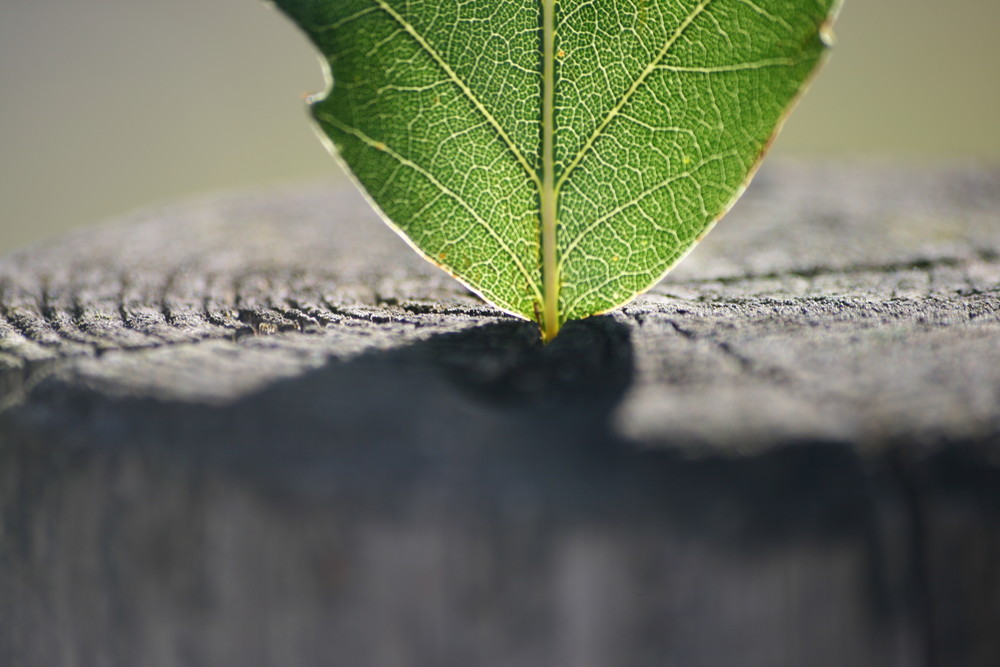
[1, 0, 998, 256]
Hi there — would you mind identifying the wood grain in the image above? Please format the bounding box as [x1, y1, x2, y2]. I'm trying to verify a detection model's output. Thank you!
[1, 162, 998, 666]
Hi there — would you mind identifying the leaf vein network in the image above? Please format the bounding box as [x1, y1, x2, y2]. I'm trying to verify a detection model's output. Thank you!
[370, 0, 541, 188]
[554, 0, 716, 193]
[318, 111, 544, 303]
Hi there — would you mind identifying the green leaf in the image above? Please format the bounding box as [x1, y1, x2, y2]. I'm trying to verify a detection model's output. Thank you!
[272, 0, 840, 340]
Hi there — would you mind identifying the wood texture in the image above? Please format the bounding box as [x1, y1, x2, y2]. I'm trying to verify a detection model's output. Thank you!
[1, 162, 999, 666]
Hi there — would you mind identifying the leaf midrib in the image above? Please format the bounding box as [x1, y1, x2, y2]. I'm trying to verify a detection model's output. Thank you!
[540, 0, 559, 340]
[366, 0, 719, 336]
[542, 0, 715, 337]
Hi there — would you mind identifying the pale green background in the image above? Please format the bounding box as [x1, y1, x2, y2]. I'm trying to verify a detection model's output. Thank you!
[1, 0, 998, 256]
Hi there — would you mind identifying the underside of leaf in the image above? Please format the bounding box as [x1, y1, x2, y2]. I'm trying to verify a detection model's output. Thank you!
[272, 0, 840, 340]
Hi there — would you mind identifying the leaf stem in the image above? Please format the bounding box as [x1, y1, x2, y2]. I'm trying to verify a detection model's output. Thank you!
[541, 0, 559, 341]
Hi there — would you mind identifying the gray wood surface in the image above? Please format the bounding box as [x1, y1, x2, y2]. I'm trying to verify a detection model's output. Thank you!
[1, 162, 999, 666]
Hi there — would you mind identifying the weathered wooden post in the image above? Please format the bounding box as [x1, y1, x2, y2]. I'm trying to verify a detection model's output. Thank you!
[2, 163, 999, 666]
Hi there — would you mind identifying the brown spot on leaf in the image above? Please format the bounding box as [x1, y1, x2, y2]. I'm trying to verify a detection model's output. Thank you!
[819, 20, 837, 47]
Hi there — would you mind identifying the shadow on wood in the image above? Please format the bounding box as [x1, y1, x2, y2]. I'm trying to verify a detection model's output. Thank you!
[1, 162, 999, 666]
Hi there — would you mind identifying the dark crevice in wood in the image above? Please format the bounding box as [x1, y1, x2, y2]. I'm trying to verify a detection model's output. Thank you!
[664, 317, 796, 386]
[69, 290, 155, 352]
[116, 277, 168, 344]
[158, 272, 176, 327]
[0, 305, 50, 347]
[115, 275, 158, 339]
[274, 305, 323, 332]
[0, 286, 993, 359]
[396, 301, 501, 318]
[115, 301, 174, 346]
[36, 284, 108, 354]
[319, 296, 397, 326]
[199, 276, 248, 337]
[236, 308, 299, 336]
[116, 301, 141, 335]
[284, 298, 342, 327]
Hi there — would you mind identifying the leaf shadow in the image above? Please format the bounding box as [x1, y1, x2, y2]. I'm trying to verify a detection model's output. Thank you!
[184, 314, 878, 549]
[179, 315, 904, 628]
[4, 312, 941, 644]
